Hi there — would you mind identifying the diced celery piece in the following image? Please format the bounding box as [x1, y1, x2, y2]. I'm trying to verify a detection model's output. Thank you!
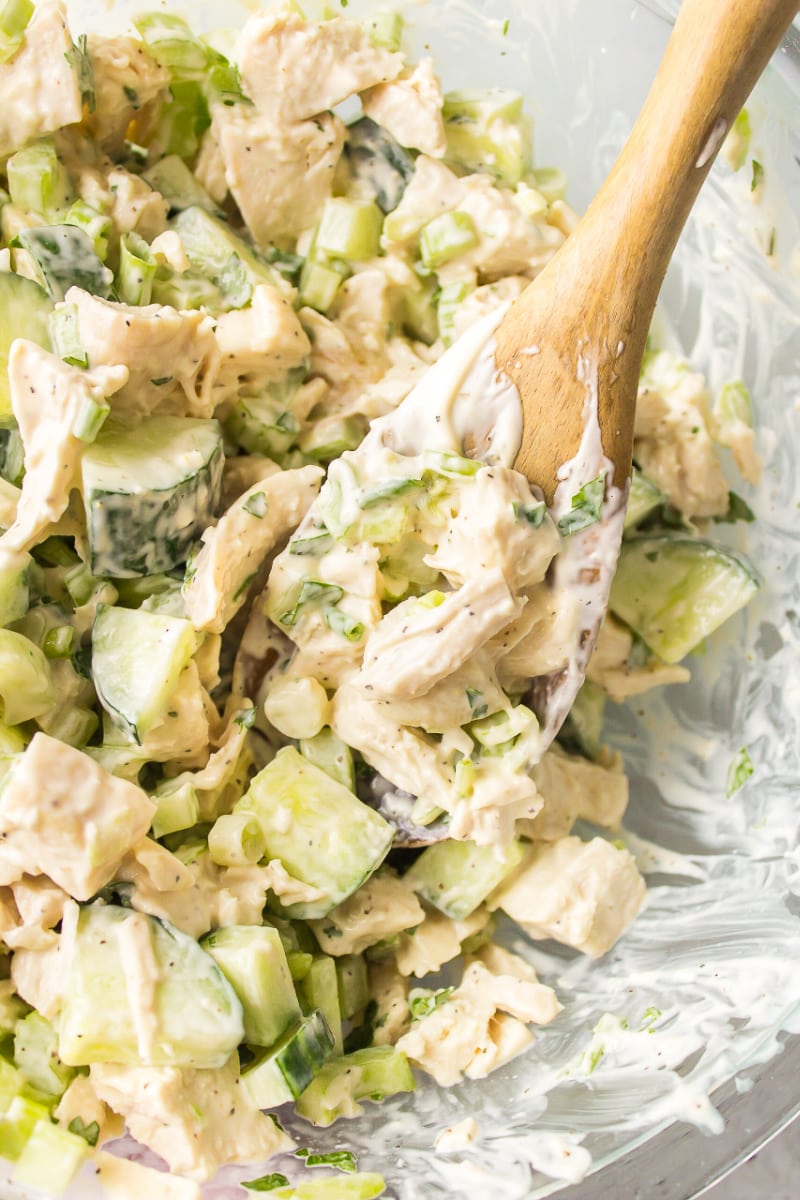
[299, 415, 367, 462]
[0, 1056, 25, 1113]
[401, 278, 438, 344]
[724, 108, 751, 172]
[6, 139, 72, 216]
[0, 982, 29, 1041]
[40, 705, 98, 750]
[157, 80, 211, 161]
[363, 9, 403, 50]
[49, 303, 88, 369]
[71, 393, 110, 444]
[406, 837, 525, 920]
[299, 259, 347, 313]
[716, 379, 752, 426]
[13, 1120, 88, 1191]
[91, 605, 198, 742]
[152, 780, 199, 839]
[117, 232, 157, 306]
[419, 211, 477, 270]
[436, 279, 471, 346]
[241, 1010, 335, 1108]
[0, 1094, 50, 1160]
[299, 727, 356, 792]
[530, 166, 568, 203]
[469, 704, 535, 748]
[296, 1045, 415, 1127]
[316, 197, 383, 262]
[624, 467, 665, 531]
[269, 1177, 386, 1200]
[134, 12, 208, 73]
[0, 0, 33, 42]
[235, 747, 394, 919]
[13, 1012, 76, 1098]
[443, 88, 524, 125]
[202, 925, 301, 1048]
[64, 200, 111, 260]
[59, 904, 244, 1068]
[208, 811, 265, 867]
[151, 267, 222, 311]
[0, 630, 53, 724]
[41, 625, 76, 659]
[299, 956, 343, 1055]
[336, 955, 369, 1020]
[0, 549, 30, 628]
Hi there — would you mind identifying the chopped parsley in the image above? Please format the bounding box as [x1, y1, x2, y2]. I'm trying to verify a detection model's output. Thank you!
[242, 1174, 290, 1191]
[280, 580, 344, 628]
[295, 1148, 358, 1173]
[243, 491, 268, 519]
[556, 472, 605, 535]
[68, 1117, 100, 1146]
[409, 986, 454, 1020]
[725, 746, 754, 798]
[513, 499, 546, 528]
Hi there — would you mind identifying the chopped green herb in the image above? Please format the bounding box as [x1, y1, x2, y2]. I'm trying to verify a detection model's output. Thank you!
[465, 687, 488, 719]
[233, 571, 257, 602]
[67, 1117, 100, 1146]
[151, 376, 173, 386]
[289, 531, 334, 557]
[243, 491, 268, 519]
[65, 34, 96, 112]
[242, 1174, 290, 1192]
[325, 606, 365, 642]
[587, 1045, 604, 1074]
[640, 1005, 662, 1031]
[295, 1148, 358, 1173]
[557, 472, 605, 535]
[409, 986, 454, 1020]
[280, 580, 344, 627]
[713, 492, 755, 525]
[726, 746, 754, 797]
[502, 17, 509, 35]
[123, 84, 140, 107]
[513, 500, 546, 528]
[750, 159, 764, 193]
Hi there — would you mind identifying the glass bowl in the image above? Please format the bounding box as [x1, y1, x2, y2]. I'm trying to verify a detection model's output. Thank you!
[6, 1, 800, 1197]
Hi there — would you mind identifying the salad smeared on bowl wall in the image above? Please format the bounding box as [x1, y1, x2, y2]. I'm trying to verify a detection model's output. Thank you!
[0, 0, 761, 1195]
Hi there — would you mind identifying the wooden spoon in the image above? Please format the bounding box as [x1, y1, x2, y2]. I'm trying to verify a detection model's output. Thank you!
[494, 0, 798, 744]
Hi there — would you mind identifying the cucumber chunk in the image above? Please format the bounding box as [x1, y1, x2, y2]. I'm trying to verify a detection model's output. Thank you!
[81, 415, 224, 578]
[0, 549, 30, 627]
[298, 727, 356, 792]
[13, 1121, 87, 1193]
[624, 467, 666, 531]
[171, 205, 283, 294]
[13, 1012, 75, 1098]
[0, 272, 53, 425]
[235, 747, 394, 920]
[610, 535, 760, 663]
[241, 1010, 335, 1109]
[91, 604, 197, 741]
[299, 956, 343, 1055]
[12, 226, 114, 302]
[344, 116, 414, 214]
[406, 837, 525, 921]
[59, 904, 244, 1069]
[336, 955, 369, 1021]
[296, 1045, 415, 1127]
[0, 629, 54, 725]
[201, 925, 301, 1048]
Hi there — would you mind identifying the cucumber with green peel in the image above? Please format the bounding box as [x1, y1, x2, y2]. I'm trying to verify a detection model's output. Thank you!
[226, 381, 304, 460]
[58, 904, 244, 1068]
[624, 467, 666, 531]
[609, 535, 760, 664]
[299, 727, 356, 792]
[299, 956, 343, 1055]
[12, 226, 114, 302]
[295, 1045, 415, 1127]
[143, 155, 222, 216]
[201, 925, 302, 1048]
[171, 205, 284, 294]
[241, 1010, 335, 1109]
[235, 747, 394, 920]
[0, 427, 24, 485]
[81, 415, 224, 578]
[336, 955, 369, 1021]
[0, 272, 53, 425]
[406, 837, 525, 920]
[91, 604, 198, 742]
[343, 116, 414, 214]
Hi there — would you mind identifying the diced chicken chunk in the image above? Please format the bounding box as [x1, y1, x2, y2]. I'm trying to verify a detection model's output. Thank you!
[489, 836, 646, 958]
[586, 613, 690, 701]
[362, 58, 446, 157]
[309, 869, 424, 956]
[235, 11, 403, 121]
[0, 2, 83, 157]
[11, 940, 62, 1020]
[213, 285, 311, 402]
[93, 1152, 202, 1200]
[68, 287, 219, 419]
[184, 465, 324, 634]
[211, 107, 345, 244]
[523, 744, 629, 841]
[394, 904, 488, 978]
[85, 34, 169, 156]
[91, 1055, 292, 1181]
[0, 733, 155, 900]
[368, 960, 410, 1046]
[0, 341, 127, 553]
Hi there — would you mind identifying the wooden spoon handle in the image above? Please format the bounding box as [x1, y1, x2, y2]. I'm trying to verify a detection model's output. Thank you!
[498, 0, 798, 499]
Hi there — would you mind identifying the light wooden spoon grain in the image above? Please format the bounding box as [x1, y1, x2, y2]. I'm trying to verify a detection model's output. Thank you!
[495, 0, 798, 744]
